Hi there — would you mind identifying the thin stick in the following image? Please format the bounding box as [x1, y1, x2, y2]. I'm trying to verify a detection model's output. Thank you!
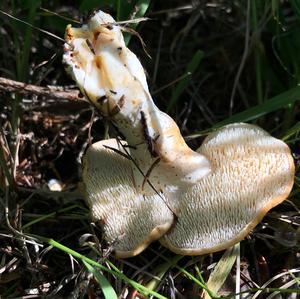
[0, 77, 84, 102]
[0, 9, 66, 43]
[141, 158, 161, 190]
[40, 7, 81, 24]
[229, 0, 251, 116]
[114, 137, 178, 217]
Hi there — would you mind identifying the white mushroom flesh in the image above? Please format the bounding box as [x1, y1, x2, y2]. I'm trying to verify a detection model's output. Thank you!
[160, 123, 295, 255]
[63, 11, 210, 194]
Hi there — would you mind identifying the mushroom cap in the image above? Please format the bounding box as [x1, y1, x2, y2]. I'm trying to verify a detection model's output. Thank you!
[82, 139, 174, 258]
[160, 123, 295, 255]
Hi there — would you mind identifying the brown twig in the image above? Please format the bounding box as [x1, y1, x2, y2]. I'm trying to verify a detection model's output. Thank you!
[0, 77, 85, 102]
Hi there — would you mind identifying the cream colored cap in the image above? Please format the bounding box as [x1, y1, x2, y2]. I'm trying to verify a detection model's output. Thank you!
[160, 123, 295, 255]
[82, 139, 174, 258]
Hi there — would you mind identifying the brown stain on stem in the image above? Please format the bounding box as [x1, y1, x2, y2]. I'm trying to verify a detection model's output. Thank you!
[94, 55, 113, 89]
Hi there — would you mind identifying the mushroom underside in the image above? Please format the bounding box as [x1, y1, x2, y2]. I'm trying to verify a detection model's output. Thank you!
[82, 139, 174, 258]
[160, 123, 295, 255]
[83, 124, 294, 257]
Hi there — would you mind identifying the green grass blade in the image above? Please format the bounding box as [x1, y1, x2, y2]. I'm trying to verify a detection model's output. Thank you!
[18, 2, 39, 82]
[187, 86, 300, 139]
[116, 0, 150, 21]
[167, 50, 204, 111]
[116, 0, 122, 21]
[35, 236, 167, 299]
[149, 249, 215, 297]
[143, 255, 184, 296]
[22, 205, 84, 229]
[83, 260, 118, 299]
[289, 0, 300, 20]
[215, 85, 300, 127]
[204, 244, 239, 299]
[122, 0, 151, 45]
[282, 121, 300, 141]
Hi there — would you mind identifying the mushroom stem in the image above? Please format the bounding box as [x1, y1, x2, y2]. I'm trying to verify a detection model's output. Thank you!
[63, 11, 210, 193]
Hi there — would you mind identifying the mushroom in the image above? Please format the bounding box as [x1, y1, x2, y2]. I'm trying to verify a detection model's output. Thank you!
[160, 123, 295, 255]
[63, 10, 295, 257]
[63, 10, 210, 256]
[83, 139, 174, 258]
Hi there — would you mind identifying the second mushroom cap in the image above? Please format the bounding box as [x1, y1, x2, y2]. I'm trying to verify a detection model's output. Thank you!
[160, 123, 295, 255]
